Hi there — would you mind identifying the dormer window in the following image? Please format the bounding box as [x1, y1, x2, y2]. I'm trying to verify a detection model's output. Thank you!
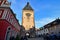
[47, 24, 50, 27]
[53, 22, 57, 24]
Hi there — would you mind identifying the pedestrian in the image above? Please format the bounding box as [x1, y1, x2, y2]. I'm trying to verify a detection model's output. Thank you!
[9, 36, 15, 40]
[56, 32, 60, 40]
[50, 32, 56, 40]
[24, 36, 28, 40]
[46, 33, 50, 40]
[20, 37, 24, 40]
[43, 34, 47, 40]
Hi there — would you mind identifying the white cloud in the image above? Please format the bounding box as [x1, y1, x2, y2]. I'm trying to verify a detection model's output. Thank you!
[19, 20, 22, 25]
[35, 18, 55, 28]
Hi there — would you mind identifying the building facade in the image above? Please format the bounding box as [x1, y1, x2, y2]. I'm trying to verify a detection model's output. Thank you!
[36, 27, 49, 35]
[0, 0, 20, 40]
[44, 18, 60, 34]
[36, 18, 60, 35]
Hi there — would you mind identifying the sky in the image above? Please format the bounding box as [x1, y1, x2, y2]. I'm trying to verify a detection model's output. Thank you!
[8, 0, 60, 28]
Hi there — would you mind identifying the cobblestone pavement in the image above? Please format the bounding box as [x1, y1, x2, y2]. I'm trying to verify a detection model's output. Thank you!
[28, 37, 44, 40]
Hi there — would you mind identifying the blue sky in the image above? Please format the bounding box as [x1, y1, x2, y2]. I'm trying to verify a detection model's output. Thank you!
[8, 0, 60, 28]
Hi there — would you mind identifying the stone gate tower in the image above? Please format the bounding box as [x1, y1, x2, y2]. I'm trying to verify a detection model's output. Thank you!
[22, 2, 35, 30]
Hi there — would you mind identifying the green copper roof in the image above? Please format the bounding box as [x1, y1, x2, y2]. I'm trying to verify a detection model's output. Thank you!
[23, 2, 33, 10]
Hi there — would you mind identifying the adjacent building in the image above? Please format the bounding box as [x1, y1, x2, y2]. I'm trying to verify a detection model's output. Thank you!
[36, 18, 60, 35]
[36, 27, 49, 35]
[44, 18, 60, 34]
[0, 0, 20, 40]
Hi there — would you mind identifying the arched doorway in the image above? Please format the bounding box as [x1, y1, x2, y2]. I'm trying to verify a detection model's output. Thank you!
[6, 27, 11, 40]
[25, 32, 30, 38]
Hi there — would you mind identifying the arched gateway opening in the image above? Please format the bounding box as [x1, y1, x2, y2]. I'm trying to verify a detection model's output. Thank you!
[5, 26, 11, 40]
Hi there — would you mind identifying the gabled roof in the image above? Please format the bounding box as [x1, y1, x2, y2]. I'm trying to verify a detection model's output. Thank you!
[44, 18, 60, 28]
[23, 2, 33, 11]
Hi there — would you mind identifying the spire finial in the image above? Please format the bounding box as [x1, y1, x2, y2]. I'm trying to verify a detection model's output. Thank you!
[27, 2, 29, 5]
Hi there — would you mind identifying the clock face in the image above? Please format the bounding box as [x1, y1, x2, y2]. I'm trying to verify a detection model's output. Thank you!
[26, 13, 31, 17]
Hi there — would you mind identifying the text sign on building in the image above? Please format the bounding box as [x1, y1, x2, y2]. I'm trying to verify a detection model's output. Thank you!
[0, 9, 4, 18]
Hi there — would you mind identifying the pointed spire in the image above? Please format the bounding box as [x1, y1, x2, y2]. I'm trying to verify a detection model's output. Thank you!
[23, 2, 33, 11]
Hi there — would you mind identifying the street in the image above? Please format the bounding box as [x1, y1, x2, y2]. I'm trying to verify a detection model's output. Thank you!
[28, 37, 44, 40]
